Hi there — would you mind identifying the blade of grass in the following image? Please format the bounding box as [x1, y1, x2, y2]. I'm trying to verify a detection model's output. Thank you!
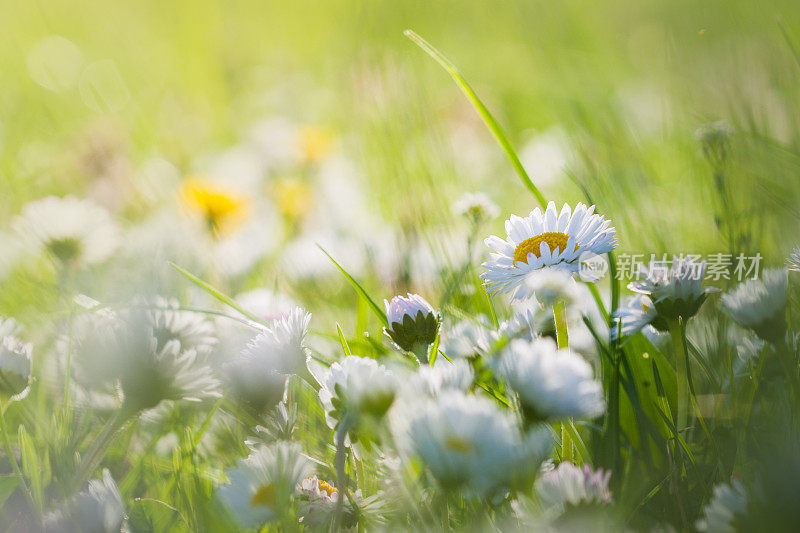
[404, 29, 547, 209]
[168, 262, 264, 325]
[317, 245, 388, 327]
[336, 323, 353, 356]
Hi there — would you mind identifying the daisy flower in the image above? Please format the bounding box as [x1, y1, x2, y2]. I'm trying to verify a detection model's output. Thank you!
[629, 256, 719, 321]
[383, 294, 440, 362]
[403, 359, 474, 398]
[43, 469, 126, 533]
[787, 247, 800, 272]
[218, 441, 312, 529]
[522, 268, 583, 306]
[313, 356, 397, 435]
[696, 481, 748, 533]
[235, 307, 311, 376]
[394, 391, 551, 496]
[535, 462, 612, 510]
[720, 268, 787, 343]
[440, 318, 496, 360]
[142, 297, 218, 356]
[73, 309, 220, 412]
[482, 202, 617, 300]
[225, 307, 311, 414]
[496, 338, 605, 421]
[297, 476, 363, 528]
[12, 195, 120, 267]
[610, 294, 659, 341]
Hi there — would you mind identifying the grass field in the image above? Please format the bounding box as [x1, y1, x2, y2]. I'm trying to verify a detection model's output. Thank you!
[2, 1, 800, 531]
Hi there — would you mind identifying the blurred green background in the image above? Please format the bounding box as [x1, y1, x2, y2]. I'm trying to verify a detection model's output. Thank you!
[3, 0, 800, 258]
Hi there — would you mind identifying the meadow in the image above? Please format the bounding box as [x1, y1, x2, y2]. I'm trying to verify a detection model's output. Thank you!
[2, 0, 800, 531]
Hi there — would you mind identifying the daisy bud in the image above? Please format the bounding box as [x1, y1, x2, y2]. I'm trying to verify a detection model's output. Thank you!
[383, 294, 440, 362]
[0, 336, 32, 402]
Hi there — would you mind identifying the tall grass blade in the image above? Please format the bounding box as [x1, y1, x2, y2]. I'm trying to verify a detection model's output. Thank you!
[404, 29, 547, 208]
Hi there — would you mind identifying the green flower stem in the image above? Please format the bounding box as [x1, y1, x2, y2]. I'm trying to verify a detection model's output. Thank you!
[668, 319, 689, 431]
[332, 415, 353, 533]
[0, 403, 37, 514]
[553, 300, 573, 463]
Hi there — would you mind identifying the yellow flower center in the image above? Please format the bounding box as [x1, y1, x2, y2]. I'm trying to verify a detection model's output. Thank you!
[444, 436, 473, 453]
[181, 177, 247, 234]
[316, 479, 338, 495]
[513, 232, 572, 265]
[250, 483, 276, 507]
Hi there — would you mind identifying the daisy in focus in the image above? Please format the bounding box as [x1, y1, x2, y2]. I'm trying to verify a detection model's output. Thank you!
[12, 195, 120, 268]
[481, 202, 617, 300]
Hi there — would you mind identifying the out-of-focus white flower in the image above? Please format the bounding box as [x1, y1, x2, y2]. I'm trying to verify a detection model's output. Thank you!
[496, 338, 605, 421]
[721, 268, 787, 343]
[12, 196, 120, 267]
[313, 356, 397, 431]
[519, 128, 571, 188]
[629, 257, 719, 322]
[225, 307, 311, 413]
[237, 307, 310, 376]
[787, 247, 800, 272]
[452, 192, 499, 225]
[521, 268, 583, 306]
[0, 317, 22, 339]
[696, 480, 748, 533]
[611, 294, 659, 340]
[383, 294, 440, 361]
[405, 359, 474, 398]
[394, 391, 551, 496]
[500, 301, 546, 341]
[482, 202, 617, 300]
[142, 297, 217, 356]
[440, 318, 496, 360]
[535, 462, 612, 510]
[235, 289, 298, 323]
[43, 469, 126, 533]
[218, 441, 312, 529]
[737, 336, 766, 363]
[0, 334, 32, 402]
[72, 309, 220, 412]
